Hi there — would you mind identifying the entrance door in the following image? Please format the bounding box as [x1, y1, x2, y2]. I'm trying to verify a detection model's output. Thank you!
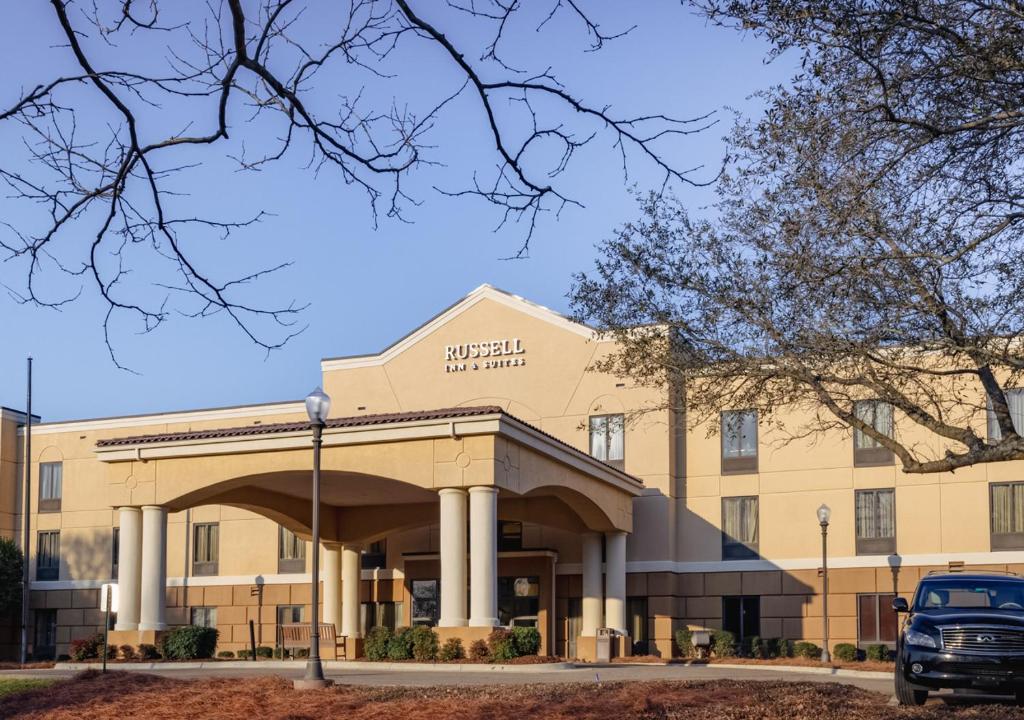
[566, 597, 582, 658]
[627, 597, 649, 655]
[722, 596, 760, 645]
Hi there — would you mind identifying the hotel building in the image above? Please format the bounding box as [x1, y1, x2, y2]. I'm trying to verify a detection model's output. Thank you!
[2, 284, 1023, 660]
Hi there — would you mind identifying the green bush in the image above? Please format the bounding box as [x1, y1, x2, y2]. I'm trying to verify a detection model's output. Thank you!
[0, 537, 24, 618]
[711, 630, 736, 658]
[237, 649, 252, 659]
[98, 642, 117, 660]
[294, 647, 310, 658]
[138, 643, 160, 660]
[763, 638, 781, 658]
[438, 637, 465, 661]
[69, 634, 102, 661]
[775, 639, 791, 658]
[866, 644, 892, 662]
[749, 636, 765, 659]
[468, 639, 489, 661]
[120, 644, 138, 661]
[674, 627, 694, 657]
[794, 641, 821, 660]
[159, 626, 219, 660]
[511, 627, 541, 656]
[365, 626, 392, 661]
[387, 627, 414, 660]
[487, 628, 517, 662]
[410, 626, 439, 661]
[833, 643, 859, 662]
[272, 647, 283, 659]
[255, 646, 273, 658]
[217, 650, 235, 658]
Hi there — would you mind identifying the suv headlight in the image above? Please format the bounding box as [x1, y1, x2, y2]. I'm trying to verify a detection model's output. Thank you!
[905, 629, 938, 649]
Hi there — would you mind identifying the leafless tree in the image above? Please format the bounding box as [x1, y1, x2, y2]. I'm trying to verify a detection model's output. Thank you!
[572, 1, 1024, 473]
[0, 1, 712, 368]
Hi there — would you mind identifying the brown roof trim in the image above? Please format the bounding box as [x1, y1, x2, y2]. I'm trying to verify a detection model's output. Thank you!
[95, 406, 506, 447]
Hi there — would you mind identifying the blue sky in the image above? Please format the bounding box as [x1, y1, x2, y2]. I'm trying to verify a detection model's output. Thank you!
[0, 2, 793, 421]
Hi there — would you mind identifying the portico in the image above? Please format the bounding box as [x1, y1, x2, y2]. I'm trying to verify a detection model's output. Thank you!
[96, 406, 642, 659]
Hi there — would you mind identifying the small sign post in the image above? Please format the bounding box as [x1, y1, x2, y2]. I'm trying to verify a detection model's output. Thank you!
[99, 583, 118, 673]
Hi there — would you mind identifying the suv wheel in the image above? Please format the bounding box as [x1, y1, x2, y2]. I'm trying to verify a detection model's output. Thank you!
[895, 654, 928, 706]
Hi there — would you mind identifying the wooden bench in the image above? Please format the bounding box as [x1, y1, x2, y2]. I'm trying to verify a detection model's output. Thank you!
[279, 623, 346, 660]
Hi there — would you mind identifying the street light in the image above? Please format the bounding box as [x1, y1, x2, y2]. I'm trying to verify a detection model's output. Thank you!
[297, 387, 332, 689]
[817, 503, 831, 664]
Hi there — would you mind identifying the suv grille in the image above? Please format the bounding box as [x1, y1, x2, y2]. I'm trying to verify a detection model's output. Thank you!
[940, 627, 1024, 655]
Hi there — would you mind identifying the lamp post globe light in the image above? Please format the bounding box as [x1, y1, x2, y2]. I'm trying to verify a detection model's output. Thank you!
[296, 387, 332, 689]
[817, 503, 831, 664]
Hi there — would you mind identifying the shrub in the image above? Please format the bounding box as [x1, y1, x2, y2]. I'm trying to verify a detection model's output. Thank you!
[365, 626, 392, 661]
[794, 641, 821, 660]
[410, 626, 439, 661]
[386, 627, 413, 661]
[775, 639, 791, 658]
[69, 634, 102, 661]
[763, 638, 781, 658]
[294, 647, 310, 658]
[120, 644, 138, 661]
[749, 636, 765, 659]
[217, 650, 235, 658]
[255, 646, 273, 659]
[487, 628, 517, 662]
[674, 627, 694, 657]
[0, 537, 24, 618]
[468, 639, 489, 661]
[159, 626, 219, 660]
[138, 643, 160, 660]
[272, 647, 283, 659]
[833, 643, 859, 662]
[438, 637, 465, 661]
[511, 627, 541, 657]
[99, 642, 118, 660]
[711, 630, 736, 658]
[866, 644, 892, 662]
[237, 649, 252, 659]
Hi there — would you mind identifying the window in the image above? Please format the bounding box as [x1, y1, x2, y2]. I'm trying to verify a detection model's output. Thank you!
[721, 496, 758, 560]
[723, 596, 760, 644]
[36, 530, 59, 581]
[991, 482, 1024, 550]
[411, 579, 439, 626]
[858, 594, 898, 645]
[361, 601, 403, 635]
[33, 609, 57, 660]
[277, 605, 304, 625]
[987, 388, 1024, 442]
[855, 489, 896, 555]
[853, 400, 894, 466]
[38, 462, 62, 512]
[191, 607, 217, 628]
[192, 523, 219, 576]
[498, 576, 540, 627]
[111, 527, 120, 579]
[589, 414, 625, 470]
[362, 539, 386, 570]
[498, 521, 523, 552]
[721, 410, 758, 474]
[277, 525, 305, 573]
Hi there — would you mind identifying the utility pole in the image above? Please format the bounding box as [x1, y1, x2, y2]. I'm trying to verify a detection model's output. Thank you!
[19, 357, 32, 665]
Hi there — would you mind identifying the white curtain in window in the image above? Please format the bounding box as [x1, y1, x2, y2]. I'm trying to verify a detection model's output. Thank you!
[987, 389, 1024, 441]
[279, 526, 305, 560]
[724, 497, 758, 544]
[40, 463, 62, 500]
[856, 490, 895, 539]
[992, 483, 1024, 534]
[854, 401, 893, 449]
[194, 524, 218, 563]
[722, 411, 758, 458]
[589, 416, 608, 461]
[608, 415, 624, 461]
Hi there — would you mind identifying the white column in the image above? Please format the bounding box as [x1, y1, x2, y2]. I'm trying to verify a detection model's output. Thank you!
[604, 530, 627, 634]
[139, 505, 168, 631]
[114, 507, 142, 631]
[438, 488, 468, 627]
[341, 544, 362, 639]
[581, 532, 603, 636]
[323, 543, 342, 633]
[468, 486, 499, 627]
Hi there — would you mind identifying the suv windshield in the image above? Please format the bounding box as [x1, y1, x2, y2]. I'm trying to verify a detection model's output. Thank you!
[914, 578, 1024, 611]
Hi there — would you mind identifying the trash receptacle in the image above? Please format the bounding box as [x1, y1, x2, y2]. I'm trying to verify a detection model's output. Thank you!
[596, 627, 614, 663]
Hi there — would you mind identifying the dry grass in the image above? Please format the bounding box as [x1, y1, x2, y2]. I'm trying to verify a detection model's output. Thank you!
[2, 672, 1024, 720]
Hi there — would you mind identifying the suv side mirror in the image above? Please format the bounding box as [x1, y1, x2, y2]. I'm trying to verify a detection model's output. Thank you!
[892, 597, 909, 613]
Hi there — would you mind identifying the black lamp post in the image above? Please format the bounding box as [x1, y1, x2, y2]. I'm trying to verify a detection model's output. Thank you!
[817, 503, 831, 664]
[297, 386, 332, 689]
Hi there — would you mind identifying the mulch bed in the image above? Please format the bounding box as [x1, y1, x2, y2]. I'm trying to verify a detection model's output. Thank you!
[610, 655, 895, 673]
[3, 672, 1024, 720]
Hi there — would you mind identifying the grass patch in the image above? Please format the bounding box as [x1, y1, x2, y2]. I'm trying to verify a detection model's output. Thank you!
[0, 678, 57, 698]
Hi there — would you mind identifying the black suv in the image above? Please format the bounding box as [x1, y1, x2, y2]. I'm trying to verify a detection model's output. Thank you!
[894, 572, 1024, 705]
